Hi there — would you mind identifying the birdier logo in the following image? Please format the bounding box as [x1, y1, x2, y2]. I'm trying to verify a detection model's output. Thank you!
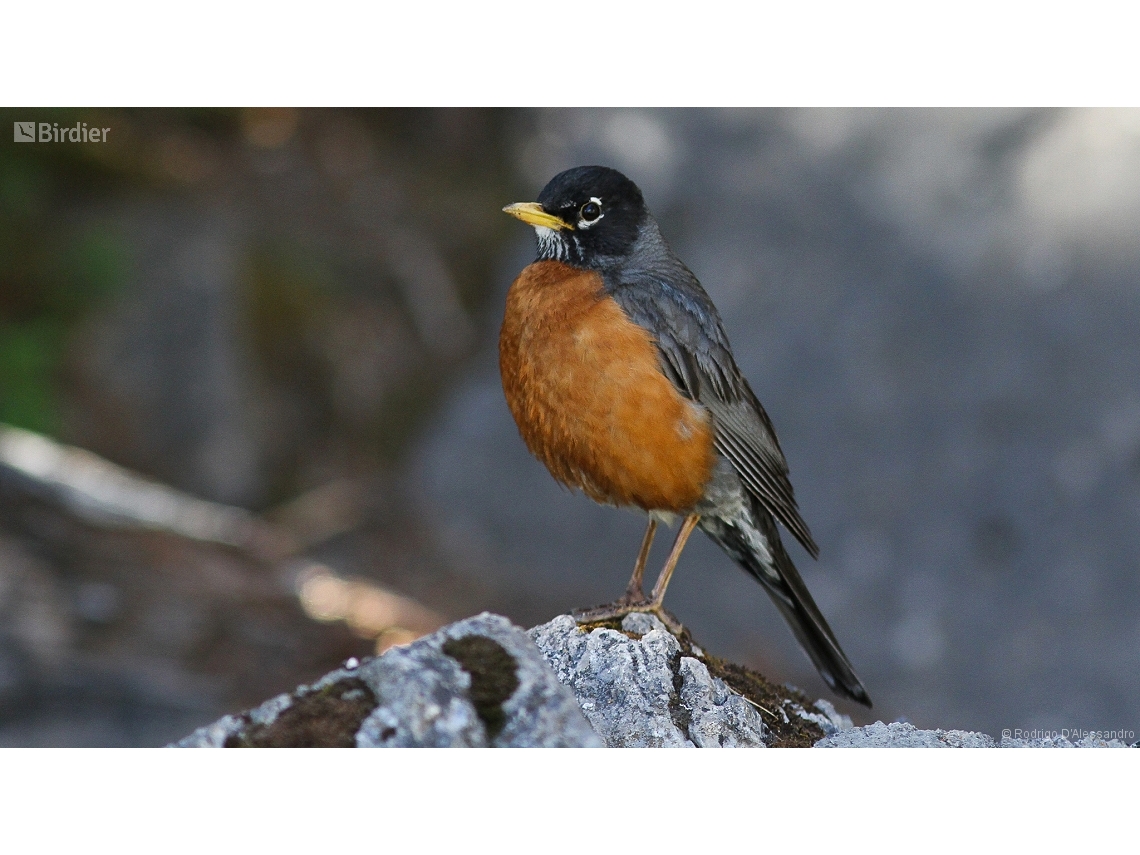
[13, 121, 110, 143]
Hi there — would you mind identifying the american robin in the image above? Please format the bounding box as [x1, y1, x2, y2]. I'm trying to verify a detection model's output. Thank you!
[500, 165, 871, 706]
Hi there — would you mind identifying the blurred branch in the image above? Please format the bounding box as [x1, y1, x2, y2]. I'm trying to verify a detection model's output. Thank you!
[0, 423, 274, 553]
[0, 423, 446, 650]
[264, 477, 365, 553]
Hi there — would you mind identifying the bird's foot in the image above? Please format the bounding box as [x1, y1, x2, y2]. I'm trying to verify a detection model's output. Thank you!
[571, 598, 649, 624]
[572, 598, 685, 635]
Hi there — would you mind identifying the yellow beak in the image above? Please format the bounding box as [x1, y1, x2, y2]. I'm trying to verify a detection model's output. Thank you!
[502, 201, 570, 230]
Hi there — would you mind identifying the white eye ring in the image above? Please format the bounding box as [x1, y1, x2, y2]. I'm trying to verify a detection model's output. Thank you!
[577, 197, 604, 228]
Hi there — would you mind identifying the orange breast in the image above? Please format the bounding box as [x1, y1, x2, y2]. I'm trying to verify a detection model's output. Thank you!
[499, 259, 715, 513]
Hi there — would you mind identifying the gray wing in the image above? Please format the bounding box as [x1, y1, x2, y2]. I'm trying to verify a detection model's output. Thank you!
[606, 270, 820, 559]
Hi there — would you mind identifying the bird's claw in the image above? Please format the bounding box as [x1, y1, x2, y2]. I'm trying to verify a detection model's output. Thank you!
[571, 599, 685, 635]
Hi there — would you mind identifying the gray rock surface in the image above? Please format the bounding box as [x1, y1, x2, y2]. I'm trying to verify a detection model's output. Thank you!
[175, 693, 291, 748]
[175, 612, 602, 747]
[353, 613, 601, 747]
[176, 611, 1135, 748]
[175, 715, 243, 748]
[815, 720, 1133, 747]
[175, 611, 818, 748]
[529, 613, 767, 747]
[816, 721, 997, 747]
[999, 734, 1132, 748]
[798, 699, 855, 737]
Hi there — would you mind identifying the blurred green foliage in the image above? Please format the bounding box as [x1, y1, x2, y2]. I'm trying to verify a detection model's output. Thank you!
[1, 108, 128, 434]
[1, 107, 520, 506]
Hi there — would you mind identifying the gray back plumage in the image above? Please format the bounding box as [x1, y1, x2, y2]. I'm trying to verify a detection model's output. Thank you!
[603, 220, 820, 558]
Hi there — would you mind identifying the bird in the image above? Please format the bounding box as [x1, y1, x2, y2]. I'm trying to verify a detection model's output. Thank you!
[499, 165, 871, 707]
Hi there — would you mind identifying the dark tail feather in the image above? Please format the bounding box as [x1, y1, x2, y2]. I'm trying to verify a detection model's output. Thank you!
[699, 504, 872, 707]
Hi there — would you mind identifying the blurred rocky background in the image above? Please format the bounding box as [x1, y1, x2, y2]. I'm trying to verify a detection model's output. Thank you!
[1, 108, 1138, 744]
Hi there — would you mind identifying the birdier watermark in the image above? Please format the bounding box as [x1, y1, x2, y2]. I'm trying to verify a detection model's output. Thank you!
[14, 121, 110, 143]
[1000, 727, 1135, 742]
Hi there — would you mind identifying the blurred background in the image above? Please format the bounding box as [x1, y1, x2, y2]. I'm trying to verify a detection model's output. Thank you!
[1, 108, 1138, 745]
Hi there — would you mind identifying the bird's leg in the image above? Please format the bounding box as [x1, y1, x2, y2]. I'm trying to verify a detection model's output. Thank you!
[572, 520, 655, 622]
[618, 519, 657, 605]
[647, 514, 700, 607]
[573, 515, 698, 634]
[626, 513, 699, 634]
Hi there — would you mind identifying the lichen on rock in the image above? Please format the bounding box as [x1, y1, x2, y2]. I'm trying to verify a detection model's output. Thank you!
[174, 612, 602, 748]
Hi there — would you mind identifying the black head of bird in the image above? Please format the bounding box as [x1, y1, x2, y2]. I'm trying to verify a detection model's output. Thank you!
[503, 165, 649, 269]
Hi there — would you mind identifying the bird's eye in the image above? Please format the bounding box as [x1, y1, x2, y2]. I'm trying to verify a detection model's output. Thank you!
[579, 201, 601, 222]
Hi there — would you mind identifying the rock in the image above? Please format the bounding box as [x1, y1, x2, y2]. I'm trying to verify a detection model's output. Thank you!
[678, 656, 768, 747]
[176, 610, 1134, 749]
[999, 734, 1132, 748]
[815, 721, 1133, 748]
[354, 613, 601, 747]
[174, 610, 825, 748]
[176, 714, 246, 748]
[797, 699, 854, 737]
[815, 721, 997, 747]
[529, 613, 767, 747]
[174, 612, 601, 747]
